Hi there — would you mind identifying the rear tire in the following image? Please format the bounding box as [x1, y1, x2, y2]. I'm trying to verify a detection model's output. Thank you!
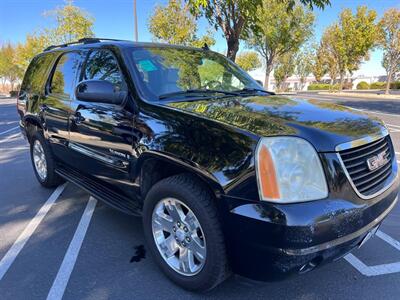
[143, 174, 229, 292]
[30, 132, 63, 188]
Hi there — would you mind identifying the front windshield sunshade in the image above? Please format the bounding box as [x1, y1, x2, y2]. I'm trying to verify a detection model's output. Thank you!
[129, 47, 266, 101]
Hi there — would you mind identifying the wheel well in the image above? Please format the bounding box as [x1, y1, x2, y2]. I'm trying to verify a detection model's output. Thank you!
[139, 158, 220, 202]
[24, 118, 42, 143]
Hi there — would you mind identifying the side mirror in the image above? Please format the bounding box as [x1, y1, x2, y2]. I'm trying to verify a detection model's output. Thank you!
[256, 80, 263, 86]
[75, 80, 127, 105]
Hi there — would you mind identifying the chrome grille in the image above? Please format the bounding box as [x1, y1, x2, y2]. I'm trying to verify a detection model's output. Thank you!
[339, 135, 394, 197]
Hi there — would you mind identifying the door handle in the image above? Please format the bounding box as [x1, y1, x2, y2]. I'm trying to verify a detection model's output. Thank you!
[72, 112, 85, 124]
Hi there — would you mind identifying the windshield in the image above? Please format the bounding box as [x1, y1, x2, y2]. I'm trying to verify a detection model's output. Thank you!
[126, 46, 263, 101]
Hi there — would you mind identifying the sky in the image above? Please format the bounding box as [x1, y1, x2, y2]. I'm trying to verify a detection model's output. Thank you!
[1, 0, 400, 76]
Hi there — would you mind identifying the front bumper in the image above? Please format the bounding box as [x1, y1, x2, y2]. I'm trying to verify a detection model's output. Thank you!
[222, 174, 399, 281]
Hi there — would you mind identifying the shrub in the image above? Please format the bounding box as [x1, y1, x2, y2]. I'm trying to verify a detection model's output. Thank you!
[370, 82, 386, 89]
[390, 81, 400, 89]
[9, 91, 18, 97]
[308, 83, 331, 90]
[356, 81, 369, 90]
[342, 81, 353, 90]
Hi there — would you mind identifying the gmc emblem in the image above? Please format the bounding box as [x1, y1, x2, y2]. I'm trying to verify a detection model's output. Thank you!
[367, 151, 389, 171]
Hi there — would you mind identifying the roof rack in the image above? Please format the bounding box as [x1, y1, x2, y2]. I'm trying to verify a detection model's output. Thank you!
[43, 37, 130, 52]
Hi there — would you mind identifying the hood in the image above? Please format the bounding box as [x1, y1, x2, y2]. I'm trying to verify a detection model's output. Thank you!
[165, 95, 387, 152]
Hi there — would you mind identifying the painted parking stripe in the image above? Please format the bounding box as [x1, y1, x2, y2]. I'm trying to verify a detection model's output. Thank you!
[0, 183, 67, 281]
[0, 132, 21, 144]
[344, 253, 400, 276]
[0, 126, 19, 136]
[344, 227, 400, 276]
[376, 230, 400, 251]
[343, 106, 400, 118]
[47, 196, 97, 300]
[386, 123, 400, 129]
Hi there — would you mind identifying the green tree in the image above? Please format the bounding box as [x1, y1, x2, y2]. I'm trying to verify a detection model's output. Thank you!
[320, 6, 377, 90]
[188, 0, 330, 62]
[295, 46, 314, 90]
[246, 0, 314, 89]
[15, 34, 48, 79]
[43, 0, 94, 45]
[378, 8, 400, 94]
[0, 43, 20, 91]
[311, 44, 328, 82]
[148, 0, 215, 47]
[235, 51, 261, 72]
[274, 52, 296, 91]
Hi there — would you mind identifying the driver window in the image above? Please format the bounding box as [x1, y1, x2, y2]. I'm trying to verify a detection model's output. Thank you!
[84, 49, 126, 92]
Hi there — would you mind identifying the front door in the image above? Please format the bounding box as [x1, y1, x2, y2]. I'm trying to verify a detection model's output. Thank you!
[67, 48, 138, 198]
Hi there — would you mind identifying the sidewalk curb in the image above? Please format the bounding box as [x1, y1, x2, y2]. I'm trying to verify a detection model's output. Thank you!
[318, 92, 400, 100]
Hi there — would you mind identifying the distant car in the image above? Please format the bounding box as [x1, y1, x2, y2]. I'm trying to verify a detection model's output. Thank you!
[17, 38, 399, 291]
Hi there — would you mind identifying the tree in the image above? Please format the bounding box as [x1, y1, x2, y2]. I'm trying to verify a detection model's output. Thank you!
[295, 47, 314, 90]
[378, 8, 400, 94]
[15, 34, 48, 79]
[148, 0, 215, 47]
[246, 0, 314, 89]
[188, 0, 330, 62]
[311, 44, 328, 82]
[320, 6, 377, 90]
[43, 0, 94, 45]
[274, 52, 296, 91]
[0, 44, 20, 91]
[235, 51, 261, 72]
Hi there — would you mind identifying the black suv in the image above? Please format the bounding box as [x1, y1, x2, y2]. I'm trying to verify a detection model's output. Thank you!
[17, 38, 398, 291]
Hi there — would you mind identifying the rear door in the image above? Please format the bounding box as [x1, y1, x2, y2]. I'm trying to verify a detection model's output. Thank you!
[42, 51, 84, 161]
[67, 48, 137, 197]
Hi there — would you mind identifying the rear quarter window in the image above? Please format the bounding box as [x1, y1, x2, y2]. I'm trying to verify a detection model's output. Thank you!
[21, 53, 57, 94]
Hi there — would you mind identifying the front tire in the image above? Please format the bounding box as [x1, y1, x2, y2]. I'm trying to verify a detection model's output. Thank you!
[30, 132, 63, 188]
[143, 174, 229, 292]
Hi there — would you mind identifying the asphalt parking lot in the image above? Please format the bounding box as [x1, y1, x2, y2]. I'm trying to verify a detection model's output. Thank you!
[0, 94, 400, 300]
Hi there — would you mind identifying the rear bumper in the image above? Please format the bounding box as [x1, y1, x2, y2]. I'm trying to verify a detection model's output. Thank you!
[223, 176, 399, 281]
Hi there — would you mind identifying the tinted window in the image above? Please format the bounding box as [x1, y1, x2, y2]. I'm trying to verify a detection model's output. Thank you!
[84, 50, 126, 91]
[21, 53, 56, 93]
[129, 47, 259, 101]
[50, 52, 81, 97]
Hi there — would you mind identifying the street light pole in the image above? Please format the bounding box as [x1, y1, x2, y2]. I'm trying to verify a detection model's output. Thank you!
[134, 0, 138, 41]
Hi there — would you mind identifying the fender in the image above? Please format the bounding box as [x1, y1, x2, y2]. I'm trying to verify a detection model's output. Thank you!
[134, 150, 225, 199]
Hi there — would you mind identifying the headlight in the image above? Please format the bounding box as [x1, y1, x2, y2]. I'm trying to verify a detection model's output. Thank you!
[255, 137, 328, 203]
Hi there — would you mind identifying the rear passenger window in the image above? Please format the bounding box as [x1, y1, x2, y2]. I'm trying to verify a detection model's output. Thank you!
[84, 50, 126, 92]
[49, 52, 81, 97]
[21, 53, 56, 93]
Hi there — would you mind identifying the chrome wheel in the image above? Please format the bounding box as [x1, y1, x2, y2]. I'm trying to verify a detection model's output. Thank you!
[152, 198, 206, 276]
[32, 140, 47, 181]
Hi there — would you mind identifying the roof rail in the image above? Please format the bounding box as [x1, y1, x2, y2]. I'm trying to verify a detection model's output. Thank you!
[43, 37, 130, 52]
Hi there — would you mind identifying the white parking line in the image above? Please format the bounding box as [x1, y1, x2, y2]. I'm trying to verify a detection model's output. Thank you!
[0, 132, 21, 144]
[0, 126, 19, 136]
[387, 123, 400, 129]
[344, 106, 400, 117]
[0, 183, 67, 281]
[345, 253, 400, 276]
[46, 196, 97, 300]
[376, 230, 400, 251]
[344, 227, 400, 276]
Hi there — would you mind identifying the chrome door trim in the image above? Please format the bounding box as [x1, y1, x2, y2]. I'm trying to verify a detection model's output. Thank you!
[68, 142, 129, 168]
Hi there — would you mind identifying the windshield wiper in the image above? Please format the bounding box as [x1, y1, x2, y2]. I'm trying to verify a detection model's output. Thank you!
[159, 89, 239, 100]
[234, 87, 274, 95]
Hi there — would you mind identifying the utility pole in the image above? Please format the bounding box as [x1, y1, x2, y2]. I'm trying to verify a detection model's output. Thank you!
[134, 0, 138, 41]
